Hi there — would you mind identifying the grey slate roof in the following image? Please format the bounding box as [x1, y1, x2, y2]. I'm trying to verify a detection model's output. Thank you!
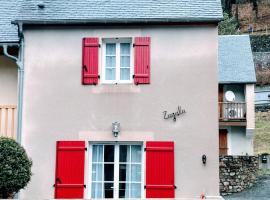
[0, 0, 22, 43]
[218, 35, 256, 84]
[14, 0, 223, 24]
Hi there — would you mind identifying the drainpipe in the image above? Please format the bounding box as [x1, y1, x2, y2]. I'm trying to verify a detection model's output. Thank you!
[2, 23, 24, 144]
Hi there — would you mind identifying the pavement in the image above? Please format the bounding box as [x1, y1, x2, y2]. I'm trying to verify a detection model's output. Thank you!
[224, 175, 270, 200]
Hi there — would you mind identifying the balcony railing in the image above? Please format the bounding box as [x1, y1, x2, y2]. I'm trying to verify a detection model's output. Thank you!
[0, 105, 17, 139]
[219, 102, 246, 121]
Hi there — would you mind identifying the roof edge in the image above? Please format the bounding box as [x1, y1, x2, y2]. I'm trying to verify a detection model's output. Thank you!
[219, 81, 257, 84]
[12, 17, 223, 25]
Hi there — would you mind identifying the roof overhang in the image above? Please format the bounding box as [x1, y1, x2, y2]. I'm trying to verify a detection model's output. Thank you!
[12, 17, 223, 26]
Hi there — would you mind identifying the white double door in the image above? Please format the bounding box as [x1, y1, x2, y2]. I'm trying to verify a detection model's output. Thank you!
[89, 143, 143, 199]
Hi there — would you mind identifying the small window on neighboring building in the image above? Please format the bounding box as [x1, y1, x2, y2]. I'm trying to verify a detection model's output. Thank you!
[102, 38, 132, 84]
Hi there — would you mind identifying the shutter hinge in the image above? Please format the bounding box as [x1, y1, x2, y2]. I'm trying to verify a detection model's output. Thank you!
[85, 147, 87, 151]
[174, 185, 177, 189]
[83, 65, 88, 72]
[144, 147, 147, 151]
[144, 185, 146, 189]
[98, 75, 100, 79]
[99, 44, 101, 48]
[132, 75, 135, 79]
[133, 43, 136, 47]
[84, 184, 87, 188]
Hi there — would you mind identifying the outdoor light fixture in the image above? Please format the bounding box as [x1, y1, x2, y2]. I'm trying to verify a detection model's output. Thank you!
[202, 154, 207, 165]
[112, 122, 120, 137]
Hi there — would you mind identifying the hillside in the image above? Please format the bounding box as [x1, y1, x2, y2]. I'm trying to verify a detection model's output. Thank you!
[255, 111, 270, 154]
[222, 0, 270, 34]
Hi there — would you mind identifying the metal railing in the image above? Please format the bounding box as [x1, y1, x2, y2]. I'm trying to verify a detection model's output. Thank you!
[0, 105, 17, 139]
[219, 102, 246, 121]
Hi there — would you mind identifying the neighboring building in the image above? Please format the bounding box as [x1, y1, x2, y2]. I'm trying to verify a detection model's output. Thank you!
[255, 85, 270, 111]
[218, 35, 256, 156]
[0, 1, 22, 140]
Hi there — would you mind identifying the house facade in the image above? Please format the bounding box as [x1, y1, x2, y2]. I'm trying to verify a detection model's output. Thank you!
[1, 0, 224, 199]
[218, 35, 256, 156]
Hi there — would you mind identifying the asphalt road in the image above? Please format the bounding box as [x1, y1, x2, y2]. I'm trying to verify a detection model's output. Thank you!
[224, 175, 270, 200]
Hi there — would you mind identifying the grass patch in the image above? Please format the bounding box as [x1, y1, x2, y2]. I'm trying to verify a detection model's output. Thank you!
[255, 112, 270, 155]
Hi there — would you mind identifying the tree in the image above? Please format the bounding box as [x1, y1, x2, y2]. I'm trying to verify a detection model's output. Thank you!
[218, 12, 239, 35]
[0, 137, 32, 198]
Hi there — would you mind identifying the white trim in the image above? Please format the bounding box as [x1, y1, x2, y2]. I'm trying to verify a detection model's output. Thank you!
[101, 38, 133, 84]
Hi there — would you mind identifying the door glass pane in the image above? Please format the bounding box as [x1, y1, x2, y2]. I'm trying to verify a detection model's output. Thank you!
[130, 183, 141, 198]
[131, 164, 141, 182]
[104, 145, 114, 162]
[120, 145, 130, 162]
[104, 164, 114, 181]
[92, 145, 103, 162]
[92, 164, 102, 181]
[92, 182, 102, 198]
[104, 182, 114, 198]
[119, 164, 130, 182]
[131, 145, 142, 163]
[119, 183, 130, 198]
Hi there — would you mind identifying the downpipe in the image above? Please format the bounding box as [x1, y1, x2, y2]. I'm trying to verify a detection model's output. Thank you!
[2, 24, 24, 144]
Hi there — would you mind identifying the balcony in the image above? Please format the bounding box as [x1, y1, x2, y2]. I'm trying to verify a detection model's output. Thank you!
[0, 105, 17, 139]
[219, 102, 246, 125]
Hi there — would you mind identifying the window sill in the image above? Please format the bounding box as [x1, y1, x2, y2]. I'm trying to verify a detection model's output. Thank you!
[90, 84, 141, 94]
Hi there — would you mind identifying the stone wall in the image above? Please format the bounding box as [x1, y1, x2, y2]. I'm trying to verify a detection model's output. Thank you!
[220, 156, 259, 196]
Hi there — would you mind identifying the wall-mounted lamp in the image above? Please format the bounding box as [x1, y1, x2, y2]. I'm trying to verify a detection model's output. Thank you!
[112, 122, 120, 137]
[202, 154, 207, 165]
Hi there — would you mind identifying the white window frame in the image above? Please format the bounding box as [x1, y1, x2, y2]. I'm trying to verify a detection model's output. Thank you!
[101, 38, 133, 84]
[87, 142, 144, 199]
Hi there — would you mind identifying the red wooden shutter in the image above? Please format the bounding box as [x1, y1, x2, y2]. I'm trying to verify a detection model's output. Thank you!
[82, 37, 99, 85]
[54, 141, 85, 199]
[134, 37, 150, 84]
[145, 141, 175, 198]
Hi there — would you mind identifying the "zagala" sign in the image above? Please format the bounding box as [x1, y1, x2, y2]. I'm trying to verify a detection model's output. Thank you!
[163, 106, 186, 122]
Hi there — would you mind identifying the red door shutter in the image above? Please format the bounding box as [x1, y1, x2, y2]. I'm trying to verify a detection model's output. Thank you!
[134, 37, 150, 84]
[145, 141, 175, 198]
[54, 141, 85, 199]
[82, 37, 99, 85]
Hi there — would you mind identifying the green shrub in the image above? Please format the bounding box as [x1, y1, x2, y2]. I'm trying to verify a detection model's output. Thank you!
[218, 12, 239, 35]
[0, 137, 32, 198]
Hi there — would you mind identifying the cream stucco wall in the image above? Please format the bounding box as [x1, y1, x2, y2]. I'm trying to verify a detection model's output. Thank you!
[0, 56, 17, 104]
[246, 84, 255, 130]
[225, 126, 253, 155]
[21, 25, 220, 199]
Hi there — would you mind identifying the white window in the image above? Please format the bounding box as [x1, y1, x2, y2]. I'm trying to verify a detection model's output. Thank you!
[102, 39, 133, 84]
[89, 143, 143, 199]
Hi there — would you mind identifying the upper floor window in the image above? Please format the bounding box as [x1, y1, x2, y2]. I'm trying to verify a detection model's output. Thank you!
[82, 37, 150, 85]
[102, 39, 132, 84]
